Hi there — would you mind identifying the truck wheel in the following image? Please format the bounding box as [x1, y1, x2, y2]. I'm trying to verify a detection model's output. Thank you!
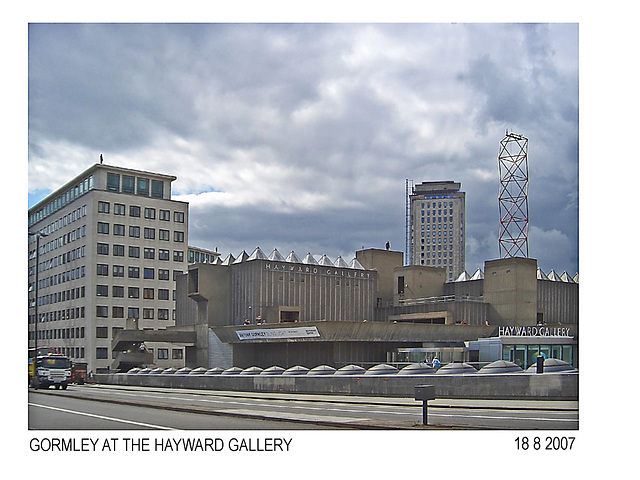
[55, 384, 60, 390]
[62, 384, 68, 390]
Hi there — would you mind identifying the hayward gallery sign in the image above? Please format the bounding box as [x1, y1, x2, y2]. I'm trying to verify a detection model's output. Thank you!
[263, 262, 373, 279]
[498, 326, 572, 337]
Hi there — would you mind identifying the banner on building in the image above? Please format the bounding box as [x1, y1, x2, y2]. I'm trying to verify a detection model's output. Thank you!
[236, 326, 321, 341]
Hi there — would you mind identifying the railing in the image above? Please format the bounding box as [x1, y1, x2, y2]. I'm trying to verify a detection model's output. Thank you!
[397, 294, 484, 306]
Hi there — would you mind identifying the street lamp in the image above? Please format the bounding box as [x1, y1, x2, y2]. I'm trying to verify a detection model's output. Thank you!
[29, 231, 48, 355]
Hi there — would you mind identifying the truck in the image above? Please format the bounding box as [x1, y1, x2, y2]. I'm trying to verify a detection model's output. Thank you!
[29, 352, 72, 390]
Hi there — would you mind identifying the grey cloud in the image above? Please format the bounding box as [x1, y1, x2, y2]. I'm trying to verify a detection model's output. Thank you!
[29, 23, 578, 274]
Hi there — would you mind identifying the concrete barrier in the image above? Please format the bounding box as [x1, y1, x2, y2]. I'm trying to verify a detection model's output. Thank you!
[97, 371, 578, 400]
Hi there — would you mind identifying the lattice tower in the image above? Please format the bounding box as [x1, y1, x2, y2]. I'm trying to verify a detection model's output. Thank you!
[498, 131, 529, 258]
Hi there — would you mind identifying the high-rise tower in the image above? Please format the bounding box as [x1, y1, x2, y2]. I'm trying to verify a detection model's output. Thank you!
[407, 181, 466, 281]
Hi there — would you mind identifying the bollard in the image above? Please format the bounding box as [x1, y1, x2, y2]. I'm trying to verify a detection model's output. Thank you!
[536, 356, 545, 374]
[414, 385, 436, 426]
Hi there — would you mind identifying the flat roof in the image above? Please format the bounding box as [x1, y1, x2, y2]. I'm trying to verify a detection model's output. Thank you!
[29, 163, 177, 213]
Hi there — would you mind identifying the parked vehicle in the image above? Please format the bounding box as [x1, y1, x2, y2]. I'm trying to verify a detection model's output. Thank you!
[30, 353, 72, 390]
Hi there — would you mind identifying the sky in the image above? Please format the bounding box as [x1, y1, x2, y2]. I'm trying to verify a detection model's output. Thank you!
[27, 22, 579, 274]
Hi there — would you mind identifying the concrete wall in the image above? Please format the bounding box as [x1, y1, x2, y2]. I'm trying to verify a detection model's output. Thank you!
[537, 279, 579, 324]
[98, 371, 578, 400]
[484, 258, 538, 326]
[356, 248, 403, 307]
[393, 265, 446, 305]
[188, 264, 231, 326]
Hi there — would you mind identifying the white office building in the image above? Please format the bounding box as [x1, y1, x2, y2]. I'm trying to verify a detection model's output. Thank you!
[408, 181, 466, 281]
[28, 163, 189, 372]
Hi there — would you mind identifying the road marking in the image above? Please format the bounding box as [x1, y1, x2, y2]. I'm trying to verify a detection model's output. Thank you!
[429, 412, 578, 422]
[28, 402, 175, 430]
[75, 389, 579, 422]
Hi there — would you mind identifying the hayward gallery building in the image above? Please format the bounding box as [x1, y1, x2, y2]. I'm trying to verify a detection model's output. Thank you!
[168, 247, 578, 371]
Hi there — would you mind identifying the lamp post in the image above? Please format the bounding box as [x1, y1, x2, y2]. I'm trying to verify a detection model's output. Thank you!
[30, 231, 48, 355]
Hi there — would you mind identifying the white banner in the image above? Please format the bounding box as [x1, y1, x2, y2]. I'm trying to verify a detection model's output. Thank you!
[236, 326, 320, 341]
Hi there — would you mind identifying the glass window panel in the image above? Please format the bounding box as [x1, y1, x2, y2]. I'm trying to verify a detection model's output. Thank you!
[527, 345, 539, 369]
[107, 173, 120, 192]
[562, 345, 573, 366]
[513, 346, 526, 368]
[151, 180, 164, 198]
[137, 177, 150, 196]
[122, 175, 135, 194]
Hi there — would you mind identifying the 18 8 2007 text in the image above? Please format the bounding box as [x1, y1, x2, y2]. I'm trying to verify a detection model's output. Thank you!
[515, 436, 575, 451]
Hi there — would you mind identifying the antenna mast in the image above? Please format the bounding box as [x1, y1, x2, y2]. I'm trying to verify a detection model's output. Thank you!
[405, 178, 414, 265]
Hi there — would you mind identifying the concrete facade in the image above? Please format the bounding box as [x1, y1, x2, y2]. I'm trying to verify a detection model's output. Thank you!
[181, 249, 378, 328]
[484, 257, 538, 326]
[355, 248, 403, 308]
[173, 252, 577, 370]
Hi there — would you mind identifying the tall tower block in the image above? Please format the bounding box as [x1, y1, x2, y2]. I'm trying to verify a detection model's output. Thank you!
[407, 181, 466, 281]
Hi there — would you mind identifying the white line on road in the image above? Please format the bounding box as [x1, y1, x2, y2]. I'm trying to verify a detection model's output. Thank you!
[77, 389, 578, 423]
[29, 402, 175, 430]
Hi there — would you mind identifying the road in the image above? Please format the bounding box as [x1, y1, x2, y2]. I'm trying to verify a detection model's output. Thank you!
[29, 384, 578, 430]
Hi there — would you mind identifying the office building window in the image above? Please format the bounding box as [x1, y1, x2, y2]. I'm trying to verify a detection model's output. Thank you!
[129, 226, 140, 238]
[174, 211, 185, 223]
[96, 326, 108, 338]
[129, 246, 140, 258]
[107, 173, 120, 192]
[114, 203, 126, 215]
[112, 306, 124, 318]
[173, 250, 184, 262]
[113, 244, 125, 256]
[159, 249, 170, 261]
[128, 267, 140, 278]
[157, 348, 169, 360]
[97, 243, 109, 255]
[159, 229, 170, 241]
[144, 248, 155, 260]
[144, 207, 156, 220]
[97, 222, 109, 234]
[159, 209, 170, 221]
[143, 288, 154, 299]
[128, 286, 139, 298]
[97, 264, 109, 276]
[158, 289, 170, 300]
[129, 205, 141, 217]
[113, 224, 125, 236]
[158, 269, 169, 281]
[158, 309, 170, 320]
[144, 268, 155, 280]
[143, 308, 154, 319]
[172, 348, 183, 359]
[151, 180, 164, 199]
[122, 175, 135, 194]
[127, 307, 139, 319]
[113, 286, 124, 297]
[96, 306, 108, 317]
[144, 228, 155, 240]
[98, 201, 110, 213]
[96, 347, 109, 359]
[137, 178, 150, 196]
[173, 231, 184, 243]
[96, 285, 109, 297]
